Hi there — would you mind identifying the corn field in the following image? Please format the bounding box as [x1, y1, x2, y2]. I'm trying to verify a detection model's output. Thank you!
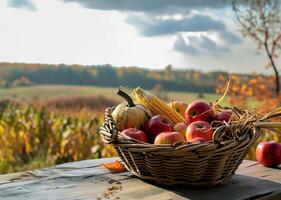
[0, 101, 116, 174]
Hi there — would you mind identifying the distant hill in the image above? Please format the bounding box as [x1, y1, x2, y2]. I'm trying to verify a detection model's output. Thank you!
[0, 62, 253, 93]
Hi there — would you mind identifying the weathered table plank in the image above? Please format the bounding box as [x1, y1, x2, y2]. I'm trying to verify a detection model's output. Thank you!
[0, 158, 280, 200]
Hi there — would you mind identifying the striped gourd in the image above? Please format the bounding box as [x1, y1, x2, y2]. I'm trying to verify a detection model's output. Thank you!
[133, 87, 185, 125]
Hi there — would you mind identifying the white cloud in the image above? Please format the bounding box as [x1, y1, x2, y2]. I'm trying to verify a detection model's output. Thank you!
[0, 0, 178, 68]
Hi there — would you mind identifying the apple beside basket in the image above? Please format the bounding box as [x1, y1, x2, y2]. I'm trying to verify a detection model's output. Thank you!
[99, 88, 281, 186]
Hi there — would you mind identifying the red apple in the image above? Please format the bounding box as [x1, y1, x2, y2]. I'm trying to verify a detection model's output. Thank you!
[168, 101, 188, 117]
[186, 121, 214, 141]
[189, 137, 207, 144]
[185, 100, 214, 123]
[213, 110, 233, 127]
[144, 115, 172, 141]
[154, 131, 186, 145]
[121, 128, 148, 143]
[173, 122, 189, 138]
[256, 141, 281, 167]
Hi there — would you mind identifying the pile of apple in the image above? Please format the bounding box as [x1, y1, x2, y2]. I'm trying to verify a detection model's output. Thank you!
[121, 100, 233, 145]
[118, 98, 281, 168]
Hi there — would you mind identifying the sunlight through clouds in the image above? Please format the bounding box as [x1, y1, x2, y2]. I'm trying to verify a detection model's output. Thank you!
[1, 0, 280, 73]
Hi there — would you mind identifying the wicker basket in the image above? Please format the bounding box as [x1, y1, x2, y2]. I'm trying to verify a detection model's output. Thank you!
[99, 107, 263, 186]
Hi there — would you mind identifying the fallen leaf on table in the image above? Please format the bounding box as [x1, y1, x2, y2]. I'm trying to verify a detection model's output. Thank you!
[103, 161, 127, 173]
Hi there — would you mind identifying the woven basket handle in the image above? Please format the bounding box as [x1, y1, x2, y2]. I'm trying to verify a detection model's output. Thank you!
[99, 107, 119, 144]
[212, 126, 225, 143]
[212, 124, 235, 143]
[212, 123, 255, 143]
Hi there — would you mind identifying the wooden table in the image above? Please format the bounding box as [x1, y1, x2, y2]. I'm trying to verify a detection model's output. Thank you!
[0, 158, 280, 200]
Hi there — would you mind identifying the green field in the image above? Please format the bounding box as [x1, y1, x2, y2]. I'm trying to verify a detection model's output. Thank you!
[0, 85, 221, 104]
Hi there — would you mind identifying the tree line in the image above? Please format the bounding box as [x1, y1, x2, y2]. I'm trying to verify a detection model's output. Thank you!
[0, 62, 253, 93]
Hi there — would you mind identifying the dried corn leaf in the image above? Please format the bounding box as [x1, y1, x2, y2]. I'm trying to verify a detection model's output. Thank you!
[103, 161, 127, 173]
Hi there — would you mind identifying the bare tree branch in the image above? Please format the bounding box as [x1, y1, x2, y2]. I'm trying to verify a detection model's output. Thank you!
[233, 0, 281, 95]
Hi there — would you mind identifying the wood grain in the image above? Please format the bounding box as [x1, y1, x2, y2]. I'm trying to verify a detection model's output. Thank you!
[0, 158, 280, 200]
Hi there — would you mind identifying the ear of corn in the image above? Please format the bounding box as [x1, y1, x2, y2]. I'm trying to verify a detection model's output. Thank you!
[133, 87, 185, 125]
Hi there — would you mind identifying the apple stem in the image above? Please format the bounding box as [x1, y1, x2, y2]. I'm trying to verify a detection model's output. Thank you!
[117, 87, 135, 107]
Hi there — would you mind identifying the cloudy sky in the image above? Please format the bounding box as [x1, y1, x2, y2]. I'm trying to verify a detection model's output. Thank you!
[1, 0, 280, 74]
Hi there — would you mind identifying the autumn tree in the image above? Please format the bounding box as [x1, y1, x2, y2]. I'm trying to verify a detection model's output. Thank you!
[233, 0, 281, 95]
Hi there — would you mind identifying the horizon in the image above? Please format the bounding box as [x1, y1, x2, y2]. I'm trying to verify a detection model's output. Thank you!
[0, 61, 256, 75]
[1, 0, 280, 75]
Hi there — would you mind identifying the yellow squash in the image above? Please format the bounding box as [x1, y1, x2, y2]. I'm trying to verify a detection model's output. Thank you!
[112, 88, 151, 131]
